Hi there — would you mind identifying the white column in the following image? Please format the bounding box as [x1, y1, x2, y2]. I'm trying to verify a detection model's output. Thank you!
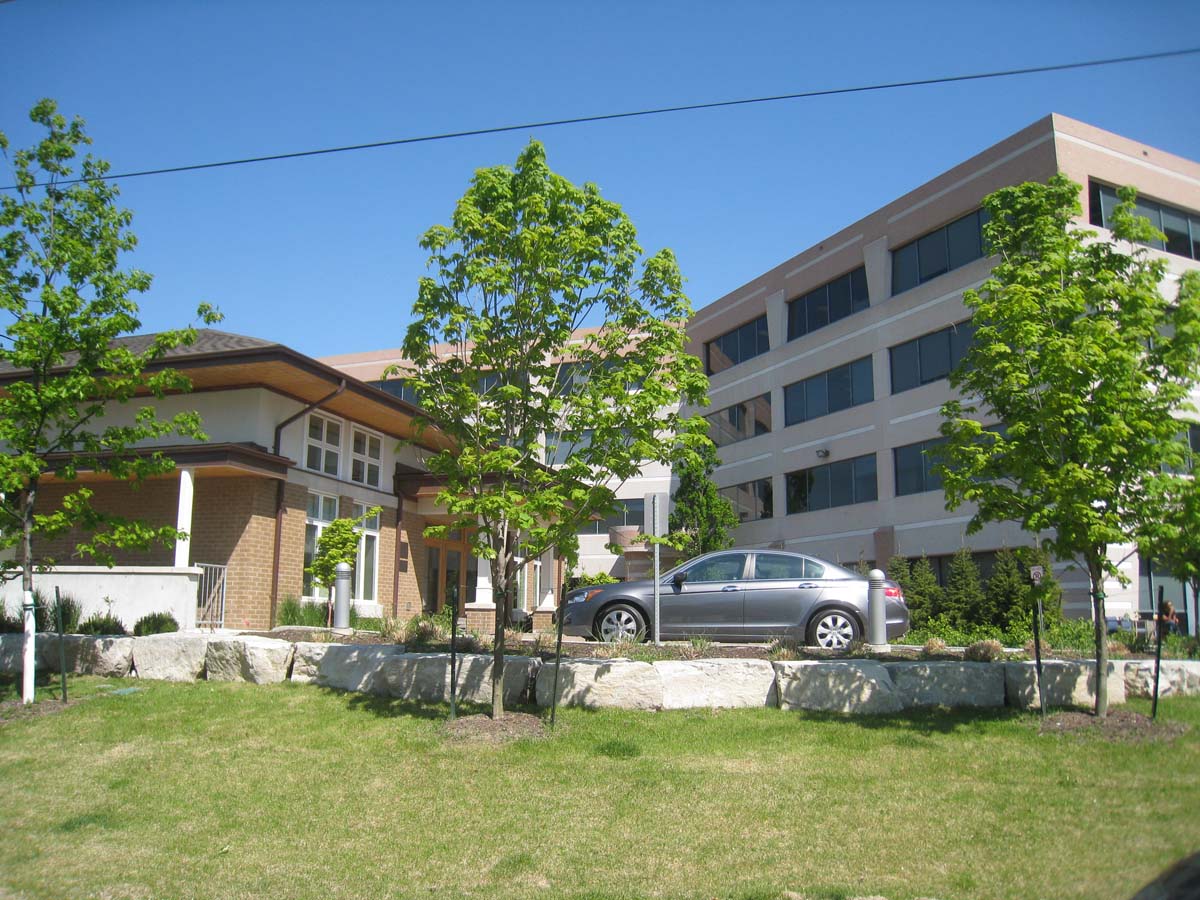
[174, 467, 195, 568]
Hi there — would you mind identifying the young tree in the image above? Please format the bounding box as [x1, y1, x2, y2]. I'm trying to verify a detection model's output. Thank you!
[940, 547, 986, 628]
[1142, 465, 1200, 620]
[1, 100, 218, 703]
[985, 546, 1063, 631]
[938, 174, 1200, 717]
[887, 554, 942, 629]
[400, 140, 708, 718]
[667, 437, 739, 559]
[307, 505, 381, 626]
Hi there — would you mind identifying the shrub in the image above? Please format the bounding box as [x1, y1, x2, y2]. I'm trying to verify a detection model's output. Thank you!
[378, 614, 403, 644]
[403, 613, 449, 648]
[679, 635, 713, 660]
[77, 611, 127, 636]
[939, 548, 986, 628]
[921, 637, 948, 658]
[767, 637, 802, 661]
[133, 611, 179, 636]
[570, 571, 620, 589]
[0, 598, 21, 633]
[963, 639, 1005, 662]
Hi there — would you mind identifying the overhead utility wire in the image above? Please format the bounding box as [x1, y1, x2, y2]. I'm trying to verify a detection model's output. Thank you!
[5, 46, 1199, 191]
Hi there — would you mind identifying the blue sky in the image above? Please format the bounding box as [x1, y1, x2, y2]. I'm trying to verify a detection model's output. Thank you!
[2, 0, 1198, 359]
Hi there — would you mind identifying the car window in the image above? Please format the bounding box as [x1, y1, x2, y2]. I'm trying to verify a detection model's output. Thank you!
[752, 554, 807, 580]
[685, 554, 747, 583]
[804, 559, 826, 578]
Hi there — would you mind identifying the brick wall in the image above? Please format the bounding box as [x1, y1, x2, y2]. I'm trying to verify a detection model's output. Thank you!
[34, 479, 179, 566]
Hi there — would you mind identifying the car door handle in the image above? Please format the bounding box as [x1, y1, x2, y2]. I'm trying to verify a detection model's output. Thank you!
[797, 583, 818, 589]
[721, 585, 739, 592]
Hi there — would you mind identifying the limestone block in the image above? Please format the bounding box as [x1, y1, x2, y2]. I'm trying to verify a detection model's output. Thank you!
[1123, 660, 1200, 699]
[535, 658, 663, 710]
[39, 634, 134, 677]
[292, 643, 407, 692]
[379, 653, 538, 705]
[1004, 660, 1127, 709]
[0, 633, 32, 674]
[132, 634, 210, 682]
[205, 636, 294, 684]
[773, 660, 902, 715]
[885, 662, 1006, 708]
[653, 658, 778, 709]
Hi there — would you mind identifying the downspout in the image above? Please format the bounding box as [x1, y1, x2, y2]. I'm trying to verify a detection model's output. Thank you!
[392, 495, 403, 619]
[268, 380, 346, 626]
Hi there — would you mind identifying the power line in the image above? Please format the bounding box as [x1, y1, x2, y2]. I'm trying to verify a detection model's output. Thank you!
[4, 46, 1199, 191]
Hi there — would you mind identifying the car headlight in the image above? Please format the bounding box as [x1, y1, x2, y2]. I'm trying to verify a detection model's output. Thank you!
[567, 588, 606, 604]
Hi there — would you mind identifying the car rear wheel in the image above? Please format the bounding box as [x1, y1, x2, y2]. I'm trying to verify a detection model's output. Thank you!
[596, 603, 646, 643]
[808, 609, 860, 650]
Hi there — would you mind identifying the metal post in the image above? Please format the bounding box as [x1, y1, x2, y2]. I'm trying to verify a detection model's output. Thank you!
[550, 589, 566, 729]
[652, 493, 661, 646]
[1030, 565, 1047, 716]
[56, 587, 67, 703]
[866, 569, 889, 652]
[1152, 586, 1165, 720]
[333, 562, 351, 629]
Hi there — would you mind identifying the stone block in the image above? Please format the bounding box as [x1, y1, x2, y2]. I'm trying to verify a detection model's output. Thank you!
[132, 634, 210, 682]
[379, 653, 538, 705]
[773, 660, 902, 715]
[0, 633, 31, 674]
[535, 658, 663, 709]
[653, 658, 778, 709]
[205, 636, 294, 684]
[1123, 660, 1200, 699]
[1004, 660, 1127, 709]
[885, 661, 1006, 708]
[292, 643, 407, 692]
[39, 634, 134, 677]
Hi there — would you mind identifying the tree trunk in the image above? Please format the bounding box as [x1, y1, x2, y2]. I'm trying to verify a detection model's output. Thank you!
[490, 552, 507, 720]
[21, 486, 37, 705]
[1087, 552, 1109, 719]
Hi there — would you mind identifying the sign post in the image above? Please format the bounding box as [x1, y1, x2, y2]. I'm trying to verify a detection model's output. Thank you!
[645, 492, 668, 646]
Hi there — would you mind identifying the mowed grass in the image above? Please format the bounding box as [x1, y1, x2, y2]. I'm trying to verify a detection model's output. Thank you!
[1, 677, 1197, 900]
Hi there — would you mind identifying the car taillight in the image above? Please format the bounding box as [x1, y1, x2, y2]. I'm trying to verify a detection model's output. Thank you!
[885, 586, 903, 600]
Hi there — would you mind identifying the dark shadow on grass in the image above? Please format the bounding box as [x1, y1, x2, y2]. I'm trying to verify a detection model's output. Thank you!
[55, 809, 121, 832]
[794, 704, 1026, 736]
[315, 684, 543, 722]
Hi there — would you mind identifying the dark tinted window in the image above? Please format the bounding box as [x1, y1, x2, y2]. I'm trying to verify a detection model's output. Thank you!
[786, 454, 877, 514]
[889, 322, 974, 394]
[784, 356, 874, 427]
[707, 315, 770, 374]
[1089, 180, 1200, 261]
[892, 210, 987, 294]
[686, 554, 748, 582]
[753, 554, 807, 580]
[894, 437, 947, 496]
[787, 267, 870, 341]
[718, 478, 773, 522]
[706, 394, 772, 447]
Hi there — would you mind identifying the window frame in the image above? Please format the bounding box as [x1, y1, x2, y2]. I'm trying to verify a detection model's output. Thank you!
[785, 453, 878, 515]
[305, 412, 342, 477]
[717, 477, 774, 523]
[350, 502, 380, 603]
[891, 209, 988, 295]
[303, 491, 340, 600]
[705, 314, 770, 375]
[350, 426, 383, 489]
[784, 356, 874, 427]
[1089, 180, 1200, 261]
[705, 393, 772, 447]
[893, 436, 947, 496]
[786, 266, 870, 341]
[889, 320, 975, 395]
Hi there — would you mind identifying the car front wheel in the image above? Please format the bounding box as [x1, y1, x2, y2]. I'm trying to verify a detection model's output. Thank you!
[808, 609, 860, 650]
[596, 603, 646, 643]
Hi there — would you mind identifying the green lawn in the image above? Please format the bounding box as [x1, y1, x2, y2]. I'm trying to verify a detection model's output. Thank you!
[1, 677, 1197, 900]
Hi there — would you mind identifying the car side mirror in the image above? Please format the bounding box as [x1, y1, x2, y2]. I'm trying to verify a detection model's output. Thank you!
[672, 571, 687, 587]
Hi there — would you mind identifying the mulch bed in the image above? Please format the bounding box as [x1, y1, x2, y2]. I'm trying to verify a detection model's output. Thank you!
[0, 695, 82, 726]
[1039, 708, 1190, 743]
[442, 712, 547, 743]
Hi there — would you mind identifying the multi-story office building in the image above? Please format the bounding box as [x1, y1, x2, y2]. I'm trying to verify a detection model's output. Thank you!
[686, 114, 1200, 628]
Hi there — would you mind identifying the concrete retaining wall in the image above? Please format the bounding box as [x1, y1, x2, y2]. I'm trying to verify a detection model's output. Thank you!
[4, 632, 1200, 714]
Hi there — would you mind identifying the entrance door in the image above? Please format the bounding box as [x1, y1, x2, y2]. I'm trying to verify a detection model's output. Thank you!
[424, 532, 476, 615]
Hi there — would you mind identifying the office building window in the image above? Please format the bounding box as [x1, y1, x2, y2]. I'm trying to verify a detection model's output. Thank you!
[783, 356, 874, 426]
[577, 498, 645, 535]
[787, 266, 869, 340]
[1089, 181, 1200, 261]
[889, 321, 975, 394]
[718, 478, 773, 522]
[706, 394, 772, 447]
[893, 437, 947, 496]
[706, 315, 770, 375]
[786, 454, 877, 514]
[892, 209, 988, 294]
[369, 378, 421, 407]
